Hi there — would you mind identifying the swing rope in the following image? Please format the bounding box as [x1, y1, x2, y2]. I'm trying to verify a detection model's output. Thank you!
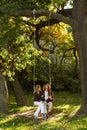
[32, 10, 52, 87]
[33, 9, 36, 88]
[48, 12, 51, 85]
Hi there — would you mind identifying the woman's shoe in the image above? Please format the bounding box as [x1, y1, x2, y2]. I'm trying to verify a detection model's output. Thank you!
[32, 115, 38, 120]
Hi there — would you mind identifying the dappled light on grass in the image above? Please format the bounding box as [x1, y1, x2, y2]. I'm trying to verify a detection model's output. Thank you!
[18, 106, 33, 112]
[59, 104, 70, 109]
[0, 91, 87, 130]
[36, 104, 81, 130]
[69, 106, 80, 117]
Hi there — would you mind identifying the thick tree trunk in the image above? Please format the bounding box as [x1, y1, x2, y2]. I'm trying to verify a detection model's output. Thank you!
[72, 0, 87, 114]
[0, 72, 8, 114]
[11, 75, 27, 106]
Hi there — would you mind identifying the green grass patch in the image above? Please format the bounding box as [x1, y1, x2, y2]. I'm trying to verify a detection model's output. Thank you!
[0, 91, 87, 130]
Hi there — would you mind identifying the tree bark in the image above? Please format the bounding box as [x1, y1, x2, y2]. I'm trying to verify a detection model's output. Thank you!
[11, 75, 28, 106]
[72, 0, 87, 114]
[0, 72, 8, 114]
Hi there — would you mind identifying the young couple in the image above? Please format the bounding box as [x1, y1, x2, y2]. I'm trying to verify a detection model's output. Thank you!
[33, 83, 53, 119]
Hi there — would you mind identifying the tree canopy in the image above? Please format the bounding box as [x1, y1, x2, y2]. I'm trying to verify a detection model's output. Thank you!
[0, 0, 78, 86]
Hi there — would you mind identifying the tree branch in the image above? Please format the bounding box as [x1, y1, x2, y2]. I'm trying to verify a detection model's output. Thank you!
[0, 9, 72, 25]
[20, 9, 72, 25]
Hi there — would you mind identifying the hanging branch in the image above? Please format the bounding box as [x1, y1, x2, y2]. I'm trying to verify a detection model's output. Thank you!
[34, 27, 55, 53]
[59, 47, 76, 66]
[26, 19, 60, 53]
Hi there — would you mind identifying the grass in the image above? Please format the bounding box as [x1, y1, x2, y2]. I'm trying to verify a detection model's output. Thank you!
[0, 91, 87, 130]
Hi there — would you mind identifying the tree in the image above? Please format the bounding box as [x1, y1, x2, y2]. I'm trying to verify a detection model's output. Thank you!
[0, 0, 87, 114]
[72, 0, 87, 114]
[0, 71, 8, 114]
[11, 74, 27, 106]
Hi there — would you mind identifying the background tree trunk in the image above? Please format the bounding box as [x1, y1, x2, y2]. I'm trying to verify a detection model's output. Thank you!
[11, 75, 28, 106]
[72, 0, 87, 114]
[0, 72, 8, 114]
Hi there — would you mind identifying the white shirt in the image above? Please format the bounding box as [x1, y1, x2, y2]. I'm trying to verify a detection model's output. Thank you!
[44, 91, 48, 100]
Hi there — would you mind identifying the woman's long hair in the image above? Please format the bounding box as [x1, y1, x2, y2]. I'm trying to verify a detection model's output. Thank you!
[33, 85, 41, 93]
[43, 83, 51, 92]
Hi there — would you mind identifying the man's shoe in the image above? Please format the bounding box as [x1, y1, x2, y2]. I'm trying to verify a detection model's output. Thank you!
[42, 114, 48, 119]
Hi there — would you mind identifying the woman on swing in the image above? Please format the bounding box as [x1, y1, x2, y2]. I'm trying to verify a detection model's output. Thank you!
[42, 83, 54, 114]
[33, 85, 48, 119]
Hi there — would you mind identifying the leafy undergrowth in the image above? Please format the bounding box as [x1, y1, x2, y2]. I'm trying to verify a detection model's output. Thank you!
[0, 91, 87, 130]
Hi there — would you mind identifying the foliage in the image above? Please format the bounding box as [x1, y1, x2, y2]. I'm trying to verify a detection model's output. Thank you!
[0, 0, 80, 91]
[37, 22, 80, 91]
[0, 13, 49, 81]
